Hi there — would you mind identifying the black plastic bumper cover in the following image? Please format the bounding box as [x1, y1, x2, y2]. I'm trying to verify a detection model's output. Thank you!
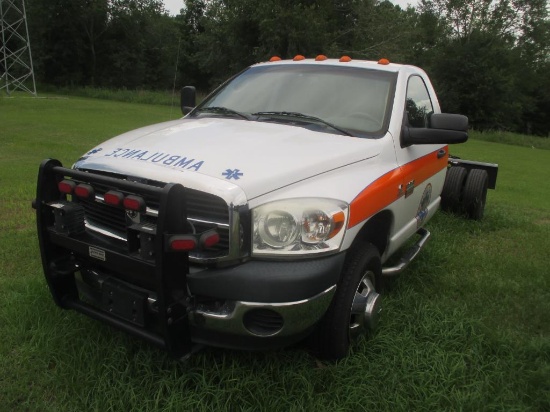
[187, 253, 346, 303]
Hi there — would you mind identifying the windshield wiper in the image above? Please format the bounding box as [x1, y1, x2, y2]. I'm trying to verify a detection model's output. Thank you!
[252, 111, 354, 136]
[196, 106, 251, 120]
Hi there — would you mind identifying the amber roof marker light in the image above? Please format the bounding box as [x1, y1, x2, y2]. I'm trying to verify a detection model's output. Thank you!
[378, 58, 390, 65]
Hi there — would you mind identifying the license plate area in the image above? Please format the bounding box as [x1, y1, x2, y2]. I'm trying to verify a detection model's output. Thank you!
[101, 279, 148, 327]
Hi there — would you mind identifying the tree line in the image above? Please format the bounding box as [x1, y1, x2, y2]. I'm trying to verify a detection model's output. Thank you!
[21, 0, 550, 135]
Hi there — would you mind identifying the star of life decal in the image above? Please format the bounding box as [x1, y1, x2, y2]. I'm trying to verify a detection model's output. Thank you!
[222, 169, 243, 180]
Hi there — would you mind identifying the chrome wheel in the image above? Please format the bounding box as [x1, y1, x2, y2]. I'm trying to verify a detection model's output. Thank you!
[349, 270, 381, 340]
[314, 242, 381, 360]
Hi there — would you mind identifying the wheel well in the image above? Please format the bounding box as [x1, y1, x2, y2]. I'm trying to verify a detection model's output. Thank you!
[352, 211, 393, 256]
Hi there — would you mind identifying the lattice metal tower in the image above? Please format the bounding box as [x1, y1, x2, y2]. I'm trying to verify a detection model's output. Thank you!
[0, 0, 36, 96]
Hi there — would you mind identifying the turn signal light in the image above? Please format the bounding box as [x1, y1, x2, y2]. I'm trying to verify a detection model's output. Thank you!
[200, 230, 220, 249]
[328, 211, 346, 239]
[123, 195, 146, 212]
[74, 184, 95, 199]
[58, 180, 76, 194]
[169, 235, 197, 251]
[104, 191, 124, 207]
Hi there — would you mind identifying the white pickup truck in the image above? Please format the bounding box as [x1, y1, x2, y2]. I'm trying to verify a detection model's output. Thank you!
[34, 56, 498, 359]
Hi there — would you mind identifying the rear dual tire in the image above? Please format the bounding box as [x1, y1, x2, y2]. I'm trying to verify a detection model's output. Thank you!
[441, 167, 489, 221]
[462, 169, 489, 221]
[441, 166, 468, 213]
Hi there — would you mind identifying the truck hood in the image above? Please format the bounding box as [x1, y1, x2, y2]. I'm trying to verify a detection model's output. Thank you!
[74, 118, 381, 200]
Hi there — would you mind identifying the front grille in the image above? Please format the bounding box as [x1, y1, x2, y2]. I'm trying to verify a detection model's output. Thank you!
[83, 197, 127, 234]
[75, 172, 231, 261]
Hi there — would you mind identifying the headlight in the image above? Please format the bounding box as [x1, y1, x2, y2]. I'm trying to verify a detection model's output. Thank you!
[252, 198, 348, 257]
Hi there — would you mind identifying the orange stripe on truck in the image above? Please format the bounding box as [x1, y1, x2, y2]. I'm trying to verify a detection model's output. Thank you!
[348, 147, 448, 228]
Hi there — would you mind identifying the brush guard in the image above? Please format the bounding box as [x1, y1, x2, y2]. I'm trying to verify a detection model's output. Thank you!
[34, 159, 194, 358]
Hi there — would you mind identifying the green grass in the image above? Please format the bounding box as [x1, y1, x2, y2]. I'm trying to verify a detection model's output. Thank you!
[35, 85, 208, 107]
[470, 130, 550, 150]
[36, 85, 179, 106]
[1, 96, 549, 411]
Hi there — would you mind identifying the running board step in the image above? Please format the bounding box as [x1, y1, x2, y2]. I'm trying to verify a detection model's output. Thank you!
[382, 228, 431, 277]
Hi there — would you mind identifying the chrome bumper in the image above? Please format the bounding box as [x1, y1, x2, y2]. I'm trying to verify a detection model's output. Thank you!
[189, 285, 336, 338]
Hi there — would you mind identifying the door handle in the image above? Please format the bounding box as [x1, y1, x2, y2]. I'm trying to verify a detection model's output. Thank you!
[405, 180, 415, 197]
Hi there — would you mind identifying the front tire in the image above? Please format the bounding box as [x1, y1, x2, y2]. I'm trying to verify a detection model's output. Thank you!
[314, 242, 382, 360]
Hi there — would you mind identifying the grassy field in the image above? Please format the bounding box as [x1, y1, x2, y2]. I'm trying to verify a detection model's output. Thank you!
[36, 85, 180, 106]
[469, 130, 550, 150]
[1, 95, 549, 411]
[36, 85, 209, 108]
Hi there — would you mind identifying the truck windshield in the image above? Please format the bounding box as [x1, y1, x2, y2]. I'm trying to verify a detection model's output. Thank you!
[196, 64, 397, 137]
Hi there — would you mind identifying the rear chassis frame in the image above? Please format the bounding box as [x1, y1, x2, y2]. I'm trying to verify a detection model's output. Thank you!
[448, 157, 499, 189]
[35, 159, 194, 358]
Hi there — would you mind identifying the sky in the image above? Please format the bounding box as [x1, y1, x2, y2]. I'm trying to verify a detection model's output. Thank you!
[162, 0, 420, 16]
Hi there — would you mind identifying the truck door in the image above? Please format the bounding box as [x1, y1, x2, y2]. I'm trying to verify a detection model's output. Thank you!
[391, 75, 448, 243]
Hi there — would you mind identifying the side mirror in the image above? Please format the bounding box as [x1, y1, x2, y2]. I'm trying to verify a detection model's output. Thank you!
[401, 113, 468, 146]
[429, 113, 468, 131]
[180, 86, 196, 115]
